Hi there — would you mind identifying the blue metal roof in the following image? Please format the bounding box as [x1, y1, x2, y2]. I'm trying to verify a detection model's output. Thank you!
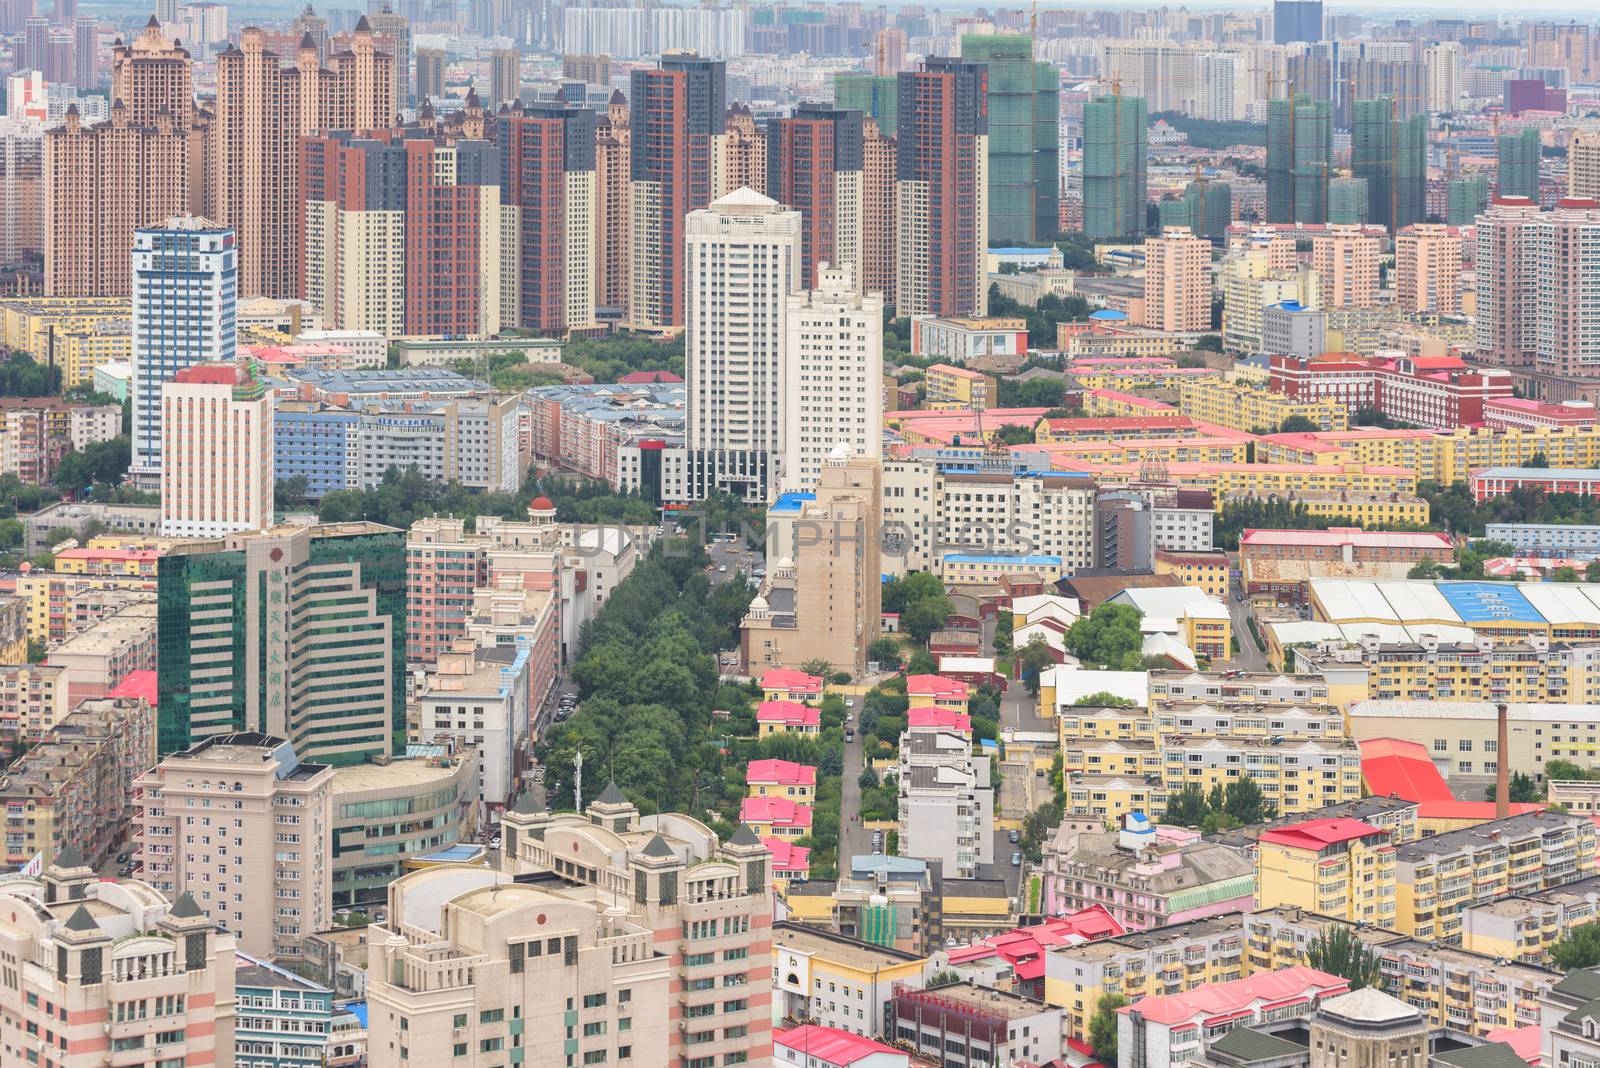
[417, 844, 485, 863]
[770, 491, 816, 513]
[1437, 582, 1542, 624]
[343, 1002, 369, 1028]
[1088, 309, 1127, 320]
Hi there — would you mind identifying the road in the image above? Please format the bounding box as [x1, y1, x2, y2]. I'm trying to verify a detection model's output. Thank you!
[708, 541, 763, 587]
[1226, 573, 1270, 671]
[839, 720, 873, 867]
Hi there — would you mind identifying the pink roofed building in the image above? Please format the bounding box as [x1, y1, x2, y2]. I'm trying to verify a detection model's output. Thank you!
[1267, 352, 1516, 428]
[747, 759, 818, 802]
[774, 1026, 908, 1068]
[883, 407, 1052, 446]
[907, 707, 972, 732]
[1118, 967, 1349, 1068]
[1484, 1025, 1543, 1067]
[740, 795, 813, 837]
[615, 370, 684, 384]
[757, 700, 822, 737]
[764, 837, 812, 883]
[761, 668, 824, 703]
[106, 669, 157, 707]
[1483, 396, 1600, 430]
[905, 674, 969, 712]
[945, 906, 1123, 999]
[1358, 737, 1545, 823]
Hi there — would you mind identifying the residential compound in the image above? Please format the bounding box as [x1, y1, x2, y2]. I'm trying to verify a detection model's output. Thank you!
[897, 704, 993, 878]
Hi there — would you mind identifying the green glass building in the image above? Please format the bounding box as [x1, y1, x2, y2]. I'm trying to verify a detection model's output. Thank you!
[1351, 98, 1426, 231]
[1447, 174, 1489, 225]
[834, 73, 898, 136]
[1394, 112, 1428, 230]
[1082, 92, 1147, 240]
[1498, 128, 1541, 202]
[1159, 178, 1232, 243]
[157, 522, 407, 765]
[1329, 177, 1370, 224]
[1267, 93, 1332, 224]
[959, 34, 1060, 244]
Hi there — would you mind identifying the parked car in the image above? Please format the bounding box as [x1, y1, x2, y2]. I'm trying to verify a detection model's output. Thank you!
[1008, 829, 1019, 844]
[1011, 852, 1022, 866]
[844, 729, 854, 742]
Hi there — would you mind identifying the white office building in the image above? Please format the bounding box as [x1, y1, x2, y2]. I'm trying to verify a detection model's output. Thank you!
[782, 263, 883, 492]
[130, 217, 237, 490]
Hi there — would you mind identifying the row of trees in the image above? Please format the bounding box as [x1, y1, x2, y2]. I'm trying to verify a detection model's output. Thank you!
[0, 353, 62, 397]
[1159, 776, 1276, 832]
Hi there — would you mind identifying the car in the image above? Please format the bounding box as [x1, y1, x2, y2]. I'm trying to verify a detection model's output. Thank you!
[718, 565, 728, 573]
[1008, 829, 1019, 844]
[1011, 852, 1022, 866]
[116, 852, 129, 864]
[872, 831, 884, 852]
[844, 729, 855, 742]
[845, 698, 855, 708]
[490, 836, 502, 849]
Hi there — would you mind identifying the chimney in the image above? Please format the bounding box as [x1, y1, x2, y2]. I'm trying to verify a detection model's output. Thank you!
[1495, 702, 1511, 820]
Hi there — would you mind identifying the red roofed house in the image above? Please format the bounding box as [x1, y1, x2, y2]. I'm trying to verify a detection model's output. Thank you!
[764, 837, 812, 885]
[615, 370, 684, 385]
[1358, 737, 1544, 829]
[740, 795, 813, 838]
[774, 1025, 907, 1068]
[1117, 967, 1349, 1068]
[747, 758, 817, 802]
[907, 707, 972, 733]
[762, 668, 824, 704]
[757, 700, 821, 737]
[945, 905, 1123, 999]
[905, 674, 969, 713]
[1255, 818, 1397, 925]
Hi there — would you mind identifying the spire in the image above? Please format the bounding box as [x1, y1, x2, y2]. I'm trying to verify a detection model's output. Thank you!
[354, 13, 371, 32]
[300, 31, 315, 48]
[727, 823, 761, 847]
[597, 780, 627, 806]
[169, 891, 204, 919]
[145, 14, 159, 27]
[53, 843, 86, 870]
[609, 88, 626, 105]
[641, 833, 676, 858]
[512, 790, 543, 815]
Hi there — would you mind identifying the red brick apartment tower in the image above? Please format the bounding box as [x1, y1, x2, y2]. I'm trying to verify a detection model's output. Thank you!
[501, 99, 597, 335]
[1474, 196, 1541, 369]
[766, 103, 865, 290]
[594, 89, 631, 315]
[403, 136, 497, 337]
[895, 57, 988, 317]
[627, 53, 724, 330]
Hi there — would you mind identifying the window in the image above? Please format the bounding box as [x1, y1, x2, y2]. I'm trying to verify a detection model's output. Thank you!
[453, 1015, 467, 1029]
[480, 1009, 504, 1024]
[584, 1022, 607, 1036]
[584, 1054, 607, 1066]
[583, 994, 607, 1009]
[480, 1038, 505, 1053]
[453, 1043, 467, 1057]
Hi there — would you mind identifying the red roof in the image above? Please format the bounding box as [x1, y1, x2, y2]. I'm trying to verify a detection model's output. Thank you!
[760, 668, 823, 694]
[1257, 818, 1387, 851]
[756, 701, 820, 726]
[174, 363, 244, 385]
[746, 759, 817, 786]
[1359, 738, 1545, 819]
[906, 674, 969, 699]
[1484, 1025, 1542, 1067]
[1120, 967, 1348, 1026]
[948, 906, 1125, 971]
[616, 370, 684, 384]
[774, 1026, 904, 1068]
[106, 669, 157, 706]
[763, 837, 812, 873]
[739, 795, 813, 829]
[55, 547, 162, 563]
[907, 707, 973, 732]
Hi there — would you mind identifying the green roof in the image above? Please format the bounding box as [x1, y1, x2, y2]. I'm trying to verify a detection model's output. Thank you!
[1431, 1043, 1531, 1068]
[1165, 874, 1257, 914]
[1206, 1027, 1306, 1064]
[1554, 969, 1600, 1003]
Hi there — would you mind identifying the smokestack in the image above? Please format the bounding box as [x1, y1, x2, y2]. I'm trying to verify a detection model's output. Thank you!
[1495, 702, 1511, 820]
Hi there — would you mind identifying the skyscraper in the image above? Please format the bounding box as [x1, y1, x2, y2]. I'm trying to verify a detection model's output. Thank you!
[489, 45, 519, 107]
[1267, 92, 1331, 224]
[160, 362, 273, 538]
[1143, 226, 1210, 332]
[834, 73, 897, 136]
[896, 57, 989, 317]
[1446, 174, 1488, 225]
[1395, 224, 1462, 316]
[765, 102, 864, 289]
[23, 15, 47, 72]
[1273, 0, 1322, 43]
[1352, 98, 1427, 231]
[715, 102, 765, 198]
[782, 263, 882, 491]
[959, 33, 1059, 244]
[1081, 91, 1146, 240]
[155, 522, 406, 763]
[1498, 127, 1542, 202]
[682, 188, 800, 502]
[861, 117, 897, 298]
[627, 53, 724, 330]
[1311, 226, 1380, 308]
[593, 89, 630, 316]
[1475, 196, 1541, 369]
[1536, 198, 1600, 378]
[501, 99, 598, 334]
[1571, 129, 1600, 200]
[368, 3, 411, 109]
[1163, 177, 1231, 243]
[129, 217, 237, 491]
[70, 15, 93, 89]
[415, 45, 444, 103]
[213, 21, 393, 298]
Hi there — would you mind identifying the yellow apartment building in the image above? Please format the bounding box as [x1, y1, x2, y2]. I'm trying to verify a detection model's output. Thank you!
[771, 923, 930, 1035]
[1301, 637, 1596, 709]
[1153, 549, 1232, 600]
[1461, 876, 1600, 965]
[1035, 436, 1252, 467]
[1060, 461, 1417, 499]
[1393, 812, 1597, 943]
[1177, 379, 1348, 433]
[1066, 365, 1224, 390]
[1220, 489, 1431, 528]
[924, 363, 998, 410]
[1063, 328, 1187, 358]
[1259, 424, 1600, 485]
[0, 297, 132, 387]
[745, 758, 817, 804]
[1254, 817, 1399, 925]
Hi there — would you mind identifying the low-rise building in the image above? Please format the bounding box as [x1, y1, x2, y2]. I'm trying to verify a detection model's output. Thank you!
[44, 600, 158, 703]
[892, 983, 1064, 1068]
[1177, 379, 1348, 433]
[747, 758, 817, 802]
[1486, 522, 1600, 559]
[910, 317, 1029, 362]
[772, 924, 930, 1038]
[235, 953, 336, 1068]
[924, 363, 998, 410]
[0, 661, 69, 738]
[758, 699, 822, 736]
[1153, 548, 1231, 600]
[0, 397, 121, 483]
[762, 669, 824, 704]
[1461, 873, 1600, 964]
[741, 794, 814, 838]
[415, 642, 531, 810]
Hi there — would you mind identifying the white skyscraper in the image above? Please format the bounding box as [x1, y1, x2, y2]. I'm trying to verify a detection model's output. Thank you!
[782, 262, 883, 492]
[130, 217, 237, 490]
[682, 187, 801, 503]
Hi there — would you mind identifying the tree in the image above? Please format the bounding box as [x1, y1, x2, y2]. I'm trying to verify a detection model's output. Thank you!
[1554, 566, 1581, 583]
[800, 659, 833, 681]
[858, 767, 879, 790]
[906, 648, 937, 675]
[1305, 924, 1383, 990]
[992, 612, 1014, 657]
[1065, 603, 1146, 670]
[882, 573, 947, 614]
[275, 477, 310, 511]
[1278, 414, 1321, 433]
[902, 595, 954, 644]
[1161, 783, 1210, 827]
[1223, 775, 1273, 824]
[0, 353, 62, 396]
[1072, 692, 1138, 707]
[1588, 561, 1600, 583]
[1407, 558, 1441, 579]
[1482, 771, 1539, 804]
[1527, 452, 1550, 468]
[994, 424, 1037, 446]
[1195, 334, 1223, 352]
[1552, 921, 1600, 971]
[1089, 994, 1128, 1066]
[1545, 759, 1600, 783]
[1016, 635, 1057, 695]
[868, 638, 903, 671]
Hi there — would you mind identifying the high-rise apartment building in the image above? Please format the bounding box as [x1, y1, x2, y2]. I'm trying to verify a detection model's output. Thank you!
[782, 263, 883, 491]
[134, 732, 334, 960]
[959, 34, 1058, 244]
[130, 217, 237, 492]
[160, 362, 273, 538]
[414, 44, 444, 102]
[1143, 226, 1210, 332]
[1537, 198, 1600, 378]
[716, 102, 766, 198]
[155, 522, 406, 764]
[873, 26, 907, 75]
[1161, 176, 1232, 243]
[70, 15, 94, 90]
[213, 21, 394, 299]
[1395, 224, 1463, 316]
[861, 118, 897, 298]
[45, 18, 204, 296]
[1310, 226, 1380, 308]
[1571, 129, 1600, 200]
[501, 99, 597, 335]
[1498, 127, 1542, 202]
[834, 73, 898, 135]
[1446, 174, 1487, 226]
[1475, 196, 1542, 369]
[766, 103, 864, 290]
[0, 861, 237, 1068]
[1273, 0, 1322, 43]
[0, 117, 44, 265]
[368, 793, 774, 1068]
[1268, 92, 1331, 224]
[594, 89, 630, 316]
[1425, 43, 1461, 113]
[1082, 92, 1146, 240]
[744, 450, 882, 675]
[896, 58, 989, 317]
[369, 3, 411, 108]
[627, 53, 724, 330]
[1352, 97, 1425, 231]
[681, 189, 800, 502]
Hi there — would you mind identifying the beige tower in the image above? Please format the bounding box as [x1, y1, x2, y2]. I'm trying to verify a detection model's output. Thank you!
[1143, 226, 1211, 331]
[1309, 988, 1427, 1068]
[1311, 225, 1380, 308]
[489, 46, 519, 107]
[1571, 128, 1600, 200]
[1395, 223, 1463, 315]
[594, 89, 631, 314]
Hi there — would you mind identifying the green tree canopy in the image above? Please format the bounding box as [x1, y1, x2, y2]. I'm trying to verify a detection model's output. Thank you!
[1065, 603, 1146, 671]
[1552, 921, 1600, 971]
[1089, 994, 1128, 1066]
[1305, 924, 1382, 989]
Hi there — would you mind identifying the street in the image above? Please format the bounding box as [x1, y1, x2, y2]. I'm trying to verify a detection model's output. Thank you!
[707, 540, 762, 587]
[838, 724, 873, 867]
[1226, 581, 1270, 671]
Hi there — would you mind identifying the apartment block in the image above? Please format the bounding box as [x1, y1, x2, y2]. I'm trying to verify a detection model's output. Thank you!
[1254, 817, 1398, 925]
[0, 860, 237, 1068]
[134, 731, 335, 960]
[766, 104, 865, 289]
[1300, 634, 1600, 708]
[923, 363, 997, 410]
[0, 397, 120, 483]
[1310, 226, 1380, 308]
[781, 264, 883, 492]
[1461, 872, 1600, 965]
[893, 984, 1062, 1068]
[772, 923, 930, 1038]
[1143, 227, 1211, 332]
[1395, 223, 1463, 315]
[45, 600, 157, 703]
[0, 695, 155, 870]
[500, 100, 598, 334]
[415, 641, 531, 810]
[896, 707, 993, 879]
[236, 955, 337, 1068]
[160, 362, 273, 538]
[0, 662, 69, 738]
[1177, 379, 1348, 433]
[1117, 967, 1349, 1068]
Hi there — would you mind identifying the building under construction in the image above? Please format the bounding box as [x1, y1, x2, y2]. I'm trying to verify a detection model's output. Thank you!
[960, 34, 1059, 244]
[1081, 91, 1147, 240]
[1159, 176, 1232, 243]
[1498, 127, 1541, 201]
[1267, 92, 1332, 224]
[1350, 97, 1426, 231]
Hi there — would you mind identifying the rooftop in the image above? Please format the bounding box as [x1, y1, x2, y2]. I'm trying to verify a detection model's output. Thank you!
[1317, 986, 1418, 1025]
[1120, 966, 1347, 1026]
[898, 981, 1054, 1021]
[1240, 527, 1454, 551]
[771, 921, 926, 970]
[1257, 818, 1388, 852]
[773, 1026, 903, 1067]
